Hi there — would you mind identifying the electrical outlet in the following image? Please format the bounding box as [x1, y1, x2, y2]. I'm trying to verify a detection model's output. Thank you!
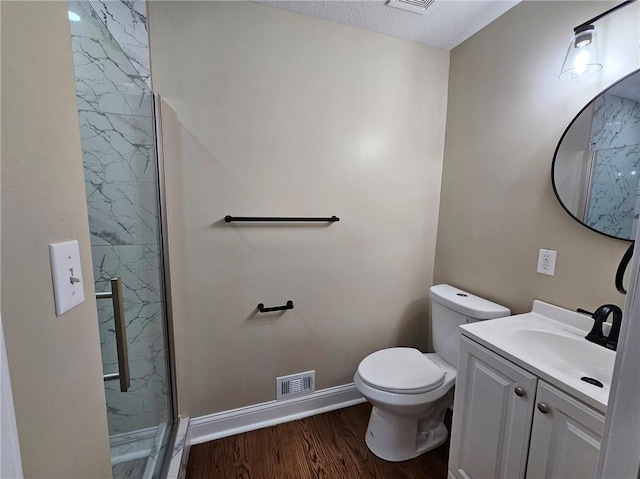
[537, 249, 557, 276]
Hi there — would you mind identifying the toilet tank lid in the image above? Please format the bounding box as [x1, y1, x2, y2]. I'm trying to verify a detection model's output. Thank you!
[429, 284, 510, 320]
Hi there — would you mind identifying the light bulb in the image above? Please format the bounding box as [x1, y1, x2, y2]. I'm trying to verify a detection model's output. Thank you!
[573, 49, 590, 76]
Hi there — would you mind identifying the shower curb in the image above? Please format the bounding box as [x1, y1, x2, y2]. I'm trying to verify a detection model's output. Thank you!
[165, 417, 190, 479]
[189, 383, 365, 446]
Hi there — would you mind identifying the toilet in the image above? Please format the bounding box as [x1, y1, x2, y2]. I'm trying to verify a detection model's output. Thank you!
[353, 284, 510, 462]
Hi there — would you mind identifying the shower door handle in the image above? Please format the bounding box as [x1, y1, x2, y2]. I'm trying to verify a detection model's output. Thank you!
[96, 277, 131, 392]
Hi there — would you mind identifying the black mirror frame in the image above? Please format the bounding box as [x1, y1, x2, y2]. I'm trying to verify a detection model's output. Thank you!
[551, 68, 640, 243]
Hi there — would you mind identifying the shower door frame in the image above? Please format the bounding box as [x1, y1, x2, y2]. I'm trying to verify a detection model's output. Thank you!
[153, 93, 181, 476]
[154, 93, 179, 421]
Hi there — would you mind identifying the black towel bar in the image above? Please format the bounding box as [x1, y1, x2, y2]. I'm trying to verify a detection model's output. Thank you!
[225, 216, 339, 223]
[257, 301, 294, 313]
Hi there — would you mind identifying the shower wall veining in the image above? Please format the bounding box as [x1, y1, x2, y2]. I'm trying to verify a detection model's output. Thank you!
[88, 0, 151, 86]
[587, 93, 640, 239]
[69, 0, 167, 435]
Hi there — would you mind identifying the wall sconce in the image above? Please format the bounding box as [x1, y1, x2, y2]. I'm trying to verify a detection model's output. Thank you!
[559, 0, 636, 80]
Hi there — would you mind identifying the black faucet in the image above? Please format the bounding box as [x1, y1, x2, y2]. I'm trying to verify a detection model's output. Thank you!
[583, 304, 623, 351]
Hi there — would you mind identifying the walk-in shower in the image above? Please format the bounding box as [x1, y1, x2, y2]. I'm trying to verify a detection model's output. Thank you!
[67, 1, 177, 477]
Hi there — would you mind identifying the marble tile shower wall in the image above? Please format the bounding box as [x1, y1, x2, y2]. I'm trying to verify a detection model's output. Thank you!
[69, 0, 168, 435]
[88, 0, 151, 87]
[588, 93, 640, 239]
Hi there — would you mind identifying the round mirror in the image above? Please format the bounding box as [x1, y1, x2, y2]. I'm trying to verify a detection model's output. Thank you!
[552, 69, 640, 241]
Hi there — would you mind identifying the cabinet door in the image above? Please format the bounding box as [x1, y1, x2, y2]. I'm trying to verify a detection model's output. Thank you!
[449, 337, 538, 479]
[526, 381, 604, 479]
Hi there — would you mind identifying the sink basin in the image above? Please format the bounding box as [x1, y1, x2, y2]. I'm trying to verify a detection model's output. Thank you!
[504, 328, 615, 389]
[460, 301, 618, 412]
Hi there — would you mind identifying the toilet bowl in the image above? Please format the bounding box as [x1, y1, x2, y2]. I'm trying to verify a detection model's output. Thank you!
[354, 284, 510, 462]
[354, 351, 456, 461]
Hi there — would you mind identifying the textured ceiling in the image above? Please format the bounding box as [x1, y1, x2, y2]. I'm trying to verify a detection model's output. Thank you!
[254, 0, 521, 50]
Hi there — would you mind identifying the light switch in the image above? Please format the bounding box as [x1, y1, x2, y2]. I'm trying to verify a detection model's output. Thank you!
[49, 240, 85, 316]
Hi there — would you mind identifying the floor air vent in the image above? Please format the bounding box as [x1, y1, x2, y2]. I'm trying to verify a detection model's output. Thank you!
[276, 370, 315, 400]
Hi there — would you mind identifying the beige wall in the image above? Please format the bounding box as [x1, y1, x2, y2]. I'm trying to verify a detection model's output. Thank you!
[435, 1, 640, 315]
[1, 2, 112, 477]
[149, 1, 450, 417]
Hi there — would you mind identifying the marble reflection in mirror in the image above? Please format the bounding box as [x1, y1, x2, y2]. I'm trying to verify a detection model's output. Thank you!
[553, 70, 640, 241]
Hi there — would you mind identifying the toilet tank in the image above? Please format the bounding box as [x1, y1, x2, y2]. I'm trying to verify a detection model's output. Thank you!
[429, 284, 510, 367]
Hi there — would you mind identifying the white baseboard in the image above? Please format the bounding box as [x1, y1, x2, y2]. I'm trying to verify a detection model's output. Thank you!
[189, 383, 365, 446]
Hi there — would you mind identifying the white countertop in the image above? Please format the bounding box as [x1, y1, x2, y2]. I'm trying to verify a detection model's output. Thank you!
[459, 300, 615, 413]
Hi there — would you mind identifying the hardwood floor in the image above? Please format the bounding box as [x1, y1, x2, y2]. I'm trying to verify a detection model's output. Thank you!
[186, 402, 451, 479]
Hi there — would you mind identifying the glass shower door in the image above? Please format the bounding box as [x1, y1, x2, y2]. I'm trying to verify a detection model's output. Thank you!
[68, 1, 174, 477]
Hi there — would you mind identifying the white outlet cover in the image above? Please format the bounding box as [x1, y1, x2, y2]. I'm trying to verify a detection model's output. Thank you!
[49, 240, 85, 316]
[537, 248, 557, 276]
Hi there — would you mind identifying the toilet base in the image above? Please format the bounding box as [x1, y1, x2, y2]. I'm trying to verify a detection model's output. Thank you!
[364, 406, 449, 462]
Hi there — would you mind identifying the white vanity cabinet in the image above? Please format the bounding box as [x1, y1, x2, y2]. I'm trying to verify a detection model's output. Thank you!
[526, 381, 604, 479]
[449, 336, 538, 479]
[449, 336, 605, 479]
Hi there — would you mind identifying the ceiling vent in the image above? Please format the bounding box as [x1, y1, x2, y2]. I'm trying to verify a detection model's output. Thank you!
[387, 0, 435, 15]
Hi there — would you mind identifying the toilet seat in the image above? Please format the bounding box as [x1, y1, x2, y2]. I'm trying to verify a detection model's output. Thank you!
[357, 348, 445, 394]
